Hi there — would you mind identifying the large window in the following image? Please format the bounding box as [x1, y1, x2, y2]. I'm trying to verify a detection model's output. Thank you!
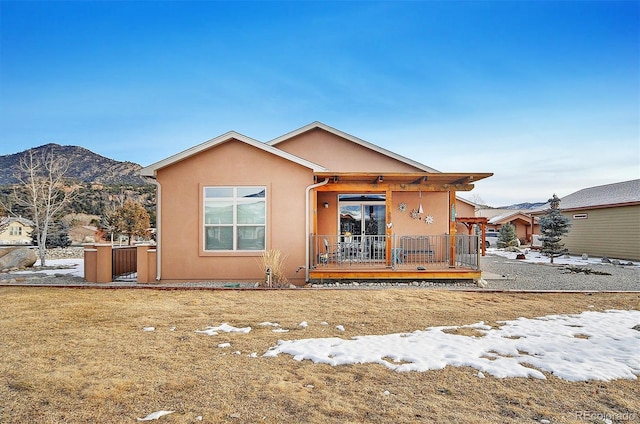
[204, 186, 266, 251]
[10, 226, 22, 236]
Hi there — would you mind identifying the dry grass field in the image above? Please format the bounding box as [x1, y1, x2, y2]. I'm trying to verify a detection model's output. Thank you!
[1, 287, 638, 423]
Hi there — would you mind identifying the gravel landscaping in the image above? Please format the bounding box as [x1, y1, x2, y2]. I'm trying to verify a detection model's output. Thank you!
[0, 247, 638, 291]
[480, 252, 639, 292]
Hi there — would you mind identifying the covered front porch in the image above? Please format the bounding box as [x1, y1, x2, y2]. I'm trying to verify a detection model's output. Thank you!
[307, 172, 491, 282]
[309, 233, 482, 281]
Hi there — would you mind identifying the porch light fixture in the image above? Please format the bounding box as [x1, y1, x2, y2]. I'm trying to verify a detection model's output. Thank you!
[323, 202, 329, 208]
[418, 191, 424, 214]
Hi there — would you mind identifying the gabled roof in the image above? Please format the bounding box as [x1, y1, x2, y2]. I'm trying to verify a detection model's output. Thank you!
[476, 208, 530, 219]
[140, 131, 327, 177]
[1, 216, 35, 227]
[456, 196, 480, 208]
[487, 211, 537, 225]
[267, 121, 439, 173]
[534, 179, 640, 212]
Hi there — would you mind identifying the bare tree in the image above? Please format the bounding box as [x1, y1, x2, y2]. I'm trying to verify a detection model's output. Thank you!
[0, 217, 8, 236]
[469, 193, 488, 207]
[10, 147, 76, 266]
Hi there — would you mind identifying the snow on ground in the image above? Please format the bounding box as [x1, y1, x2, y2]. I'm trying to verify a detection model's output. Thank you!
[263, 310, 640, 382]
[487, 248, 640, 268]
[195, 323, 251, 336]
[10, 254, 640, 383]
[13, 258, 85, 277]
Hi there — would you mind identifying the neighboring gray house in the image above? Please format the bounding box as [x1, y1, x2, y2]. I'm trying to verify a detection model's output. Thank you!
[533, 180, 640, 261]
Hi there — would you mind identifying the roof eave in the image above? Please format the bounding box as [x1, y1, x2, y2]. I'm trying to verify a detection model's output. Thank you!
[139, 131, 327, 177]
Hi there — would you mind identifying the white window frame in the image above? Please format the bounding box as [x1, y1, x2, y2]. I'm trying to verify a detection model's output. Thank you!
[203, 186, 266, 252]
[10, 226, 22, 236]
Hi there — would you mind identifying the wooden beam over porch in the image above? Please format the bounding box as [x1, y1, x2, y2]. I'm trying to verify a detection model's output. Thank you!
[315, 182, 476, 192]
[314, 172, 492, 189]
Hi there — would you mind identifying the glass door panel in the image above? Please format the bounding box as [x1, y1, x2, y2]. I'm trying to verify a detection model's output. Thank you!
[339, 201, 386, 262]
[339, 205, 362, 236]
[364, 204, 385, 236]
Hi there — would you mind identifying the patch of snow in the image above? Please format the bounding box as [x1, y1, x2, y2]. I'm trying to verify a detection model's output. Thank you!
[487, 249, 640, 268]
[218, 343, 231, 348]
[263, 310, 640, 382]
[258, 322, 280, 327]
[14, 258, 84, 277]
[195, 329, 218, 336]
[137, 410, 174, 421]
[142, 327, 155, 332]
[272, 328, 289, 333]
[299, 321, 308, 328]
[336, 325, 345, 332]
[195, 323, 251, 335]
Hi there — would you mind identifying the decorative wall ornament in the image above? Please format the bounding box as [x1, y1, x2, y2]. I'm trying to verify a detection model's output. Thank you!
[410, 208, 421, 220]
[398, 202, 407, 212]
[425, 215, 434, 224]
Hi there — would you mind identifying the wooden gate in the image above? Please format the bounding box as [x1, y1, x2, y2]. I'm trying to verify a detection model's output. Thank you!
[112, 246, 137, 281]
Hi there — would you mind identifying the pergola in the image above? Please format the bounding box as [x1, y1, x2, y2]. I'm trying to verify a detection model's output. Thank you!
[456, 216, 489, 256]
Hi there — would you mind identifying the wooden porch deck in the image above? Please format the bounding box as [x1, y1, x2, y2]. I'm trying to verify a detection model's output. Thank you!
[308, 263, 481, 282]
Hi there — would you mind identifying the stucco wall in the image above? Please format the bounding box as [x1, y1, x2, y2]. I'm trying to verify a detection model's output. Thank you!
[561, 204, 640, 261]
[274, 128, 424, 172]
[455, 199, 476, 235]
[391, 191, 450, 236]
[316, 191, 453, 238]
[156, 139, 314, 284]
[0, 222, 32, 244]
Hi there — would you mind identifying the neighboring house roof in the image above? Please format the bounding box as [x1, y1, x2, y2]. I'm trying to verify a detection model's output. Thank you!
[456, 196, 480, 208]
[140, 131, 327, 177]
[487, 211, 537, 225]
[533, 179, 640, 212]
[476, 208, 526, 219]
[267, 121, 440, 173]
[0, 216, 35, 227]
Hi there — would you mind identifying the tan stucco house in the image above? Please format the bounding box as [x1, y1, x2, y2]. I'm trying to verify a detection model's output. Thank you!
[475, 208, 539, 245]
[140, 122, 492, 285]
[532, 179, 640, 261]
[0, 216, 34, 245]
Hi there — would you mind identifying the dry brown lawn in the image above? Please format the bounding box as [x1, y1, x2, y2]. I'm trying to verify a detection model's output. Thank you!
[1, 287, 639, 424]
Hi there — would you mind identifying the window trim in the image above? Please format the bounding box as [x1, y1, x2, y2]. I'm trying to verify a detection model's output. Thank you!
[201, 185, 267, 254]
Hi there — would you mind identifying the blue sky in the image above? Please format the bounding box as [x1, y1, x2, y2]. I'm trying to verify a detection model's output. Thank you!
[1, 1, 638, 206]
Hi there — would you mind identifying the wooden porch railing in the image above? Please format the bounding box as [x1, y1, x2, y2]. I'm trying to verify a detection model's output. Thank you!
[311, 234, 480, 270]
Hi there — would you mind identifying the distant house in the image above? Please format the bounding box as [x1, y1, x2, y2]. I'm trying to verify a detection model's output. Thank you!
[475, 208, 539, 244]
[140, 122, 492, 285]
[532, 179, 640, 261]
[69, 225, 104, 244]
[0, 216, 34, 245]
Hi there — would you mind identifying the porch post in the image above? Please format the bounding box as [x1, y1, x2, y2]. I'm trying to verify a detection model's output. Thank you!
[386, 188, 393, 267]
[449, 190, 456, 267]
